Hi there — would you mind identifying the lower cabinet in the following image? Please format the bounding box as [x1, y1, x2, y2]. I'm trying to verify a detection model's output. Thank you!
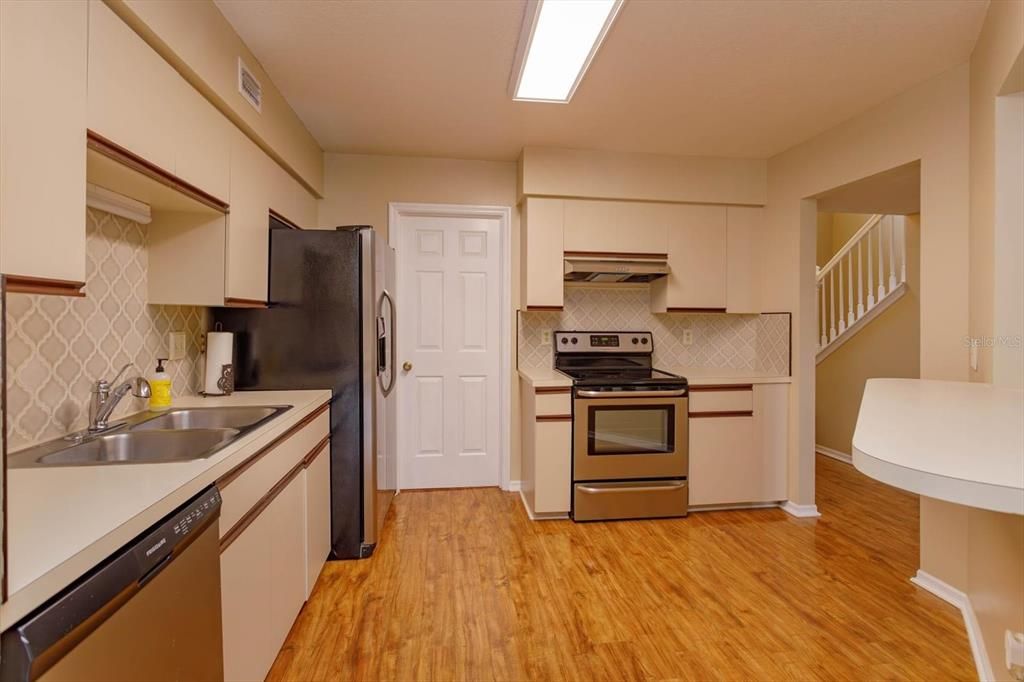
[520, 381, 572, 517]
[688, 384, 788, 506]
[219, 406, 331, 682]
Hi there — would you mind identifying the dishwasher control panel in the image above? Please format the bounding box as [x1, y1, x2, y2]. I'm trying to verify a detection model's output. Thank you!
[133, 486, 222, 578]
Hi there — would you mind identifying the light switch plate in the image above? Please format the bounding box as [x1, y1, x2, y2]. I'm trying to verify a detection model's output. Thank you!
[540, 330, 552, 346]
[682, 329, 693, 346]
[168, 331, 187, 361]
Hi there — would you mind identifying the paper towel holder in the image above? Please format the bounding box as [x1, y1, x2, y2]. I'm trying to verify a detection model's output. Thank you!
[201, 323, 235, 397]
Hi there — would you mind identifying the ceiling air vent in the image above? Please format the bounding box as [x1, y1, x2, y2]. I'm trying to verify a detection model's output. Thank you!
[237, 58, 262, 113]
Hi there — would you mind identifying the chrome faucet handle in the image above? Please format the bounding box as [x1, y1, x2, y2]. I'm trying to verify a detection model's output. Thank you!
[130, 376, 152, 399]
[107, 362, 135, 388]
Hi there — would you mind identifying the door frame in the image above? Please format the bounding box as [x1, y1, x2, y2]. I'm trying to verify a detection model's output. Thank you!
[388, 202, 513, 491]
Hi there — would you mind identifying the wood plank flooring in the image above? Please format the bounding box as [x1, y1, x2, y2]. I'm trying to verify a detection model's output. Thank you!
[268, 455, 975, 681]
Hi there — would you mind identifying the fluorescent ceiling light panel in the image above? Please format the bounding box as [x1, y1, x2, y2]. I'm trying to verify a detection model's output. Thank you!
[512, 0, 622, 103]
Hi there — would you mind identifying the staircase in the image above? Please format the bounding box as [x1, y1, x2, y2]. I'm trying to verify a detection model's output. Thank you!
[817, 214, 908, 363]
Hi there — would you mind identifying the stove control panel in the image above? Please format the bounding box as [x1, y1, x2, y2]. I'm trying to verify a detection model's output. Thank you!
[554, 331, 653, 353]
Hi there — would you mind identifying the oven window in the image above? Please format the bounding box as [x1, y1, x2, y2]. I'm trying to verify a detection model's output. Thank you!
[587, 405, 675, 455]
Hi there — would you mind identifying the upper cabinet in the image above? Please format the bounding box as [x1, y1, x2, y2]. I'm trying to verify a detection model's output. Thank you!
[563, 200, 669, 256]
[521, 197, 565, 310]
[726, 207, 761, 314]
[87, 1, 228, 203]
[226, 128, 273, 303]
[0, 0, 88, 286]
[651, 206, 728, 312]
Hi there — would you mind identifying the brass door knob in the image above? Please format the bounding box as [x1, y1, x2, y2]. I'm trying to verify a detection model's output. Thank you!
[402, 361, 413, 372]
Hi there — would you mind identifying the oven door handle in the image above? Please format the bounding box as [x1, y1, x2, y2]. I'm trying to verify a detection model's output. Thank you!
[576, 388, 688, 399]
[577, 481, 687, 494]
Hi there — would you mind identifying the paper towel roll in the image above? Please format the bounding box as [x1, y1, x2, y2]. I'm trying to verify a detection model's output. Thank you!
[204, 332, 234, 395]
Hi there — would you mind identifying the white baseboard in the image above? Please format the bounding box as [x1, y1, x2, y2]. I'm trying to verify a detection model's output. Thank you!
[816, 445, 852, 464]
[505, 479, 522, 492]
[779, 500, 822, 518]
[911, 570, 995, 681]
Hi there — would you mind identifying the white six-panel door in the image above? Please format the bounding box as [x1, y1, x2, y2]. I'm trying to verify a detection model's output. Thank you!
[395, 212, 501, 488]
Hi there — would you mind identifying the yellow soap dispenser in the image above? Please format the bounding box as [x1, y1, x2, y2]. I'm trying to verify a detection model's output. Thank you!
[149, 358, 172, 411]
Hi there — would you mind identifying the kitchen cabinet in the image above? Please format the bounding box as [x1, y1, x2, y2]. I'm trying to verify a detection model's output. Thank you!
[688, 383, 787, 506]
[226, 127, 274, 302]
[726, 207, 761, 314]
[563, 200, 669, 256]
[521, 197, 565, 310]
[219, 404, 330, 682]
[650, 205, 728, 312]
[304, 443, 331, 597]
[519, 382, 572, 517]
[0, 0, 88, 286]
[174, 88, 232, 203]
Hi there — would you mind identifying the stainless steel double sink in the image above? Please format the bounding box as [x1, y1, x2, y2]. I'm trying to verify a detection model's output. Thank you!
[10, 405, 292, 468]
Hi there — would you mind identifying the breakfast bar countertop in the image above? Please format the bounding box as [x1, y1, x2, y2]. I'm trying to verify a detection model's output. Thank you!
[1, 389, 332, 629]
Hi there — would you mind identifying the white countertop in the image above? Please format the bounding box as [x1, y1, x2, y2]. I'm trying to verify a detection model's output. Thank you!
[853, 378, 1024, 515]
[1, 389, 332, 629]
[517, 366, 790, 388]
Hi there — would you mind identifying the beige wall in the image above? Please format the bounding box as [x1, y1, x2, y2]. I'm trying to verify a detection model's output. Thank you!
[317, 153, 522, 478]
[106, 0, 324, 196]
[816, 213, 874, 267]
[816, 215, 920, 455]
[518, 147, 767, 206]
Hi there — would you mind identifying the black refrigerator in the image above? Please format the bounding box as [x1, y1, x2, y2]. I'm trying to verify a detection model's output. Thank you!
[214, 221, 397, 559]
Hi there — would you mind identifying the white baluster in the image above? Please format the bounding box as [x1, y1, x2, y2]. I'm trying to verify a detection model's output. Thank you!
[829, 269, 836, 342]
[898, 216, 907, 284]
[887, 216, 897, 292]
[867, 229, 876, 308]
[847, 253, 855, 326]
[877, 219, 885, 301]
[820, 281, 827, 348]
[838, 257, 846, 334]
[856, 240, 865, 317]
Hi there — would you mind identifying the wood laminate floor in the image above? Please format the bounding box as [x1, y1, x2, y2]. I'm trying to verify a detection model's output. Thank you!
[268, 455, 976, 681]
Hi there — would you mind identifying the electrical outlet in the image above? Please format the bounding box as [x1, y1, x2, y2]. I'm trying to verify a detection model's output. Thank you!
[168, 331, 187, 361]
[540, 330, 552, 346]
[682, 329, 693, 346]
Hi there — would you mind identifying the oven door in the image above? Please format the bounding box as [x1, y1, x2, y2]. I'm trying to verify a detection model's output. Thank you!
[573, 389, 688, 481]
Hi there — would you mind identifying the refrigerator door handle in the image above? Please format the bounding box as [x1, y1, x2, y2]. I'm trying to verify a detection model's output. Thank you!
[378, 289, 396, 397]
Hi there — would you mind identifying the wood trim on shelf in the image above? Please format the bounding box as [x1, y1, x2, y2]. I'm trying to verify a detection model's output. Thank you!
[222, 297, 268, 309]
[689, 410, 754, 419]
[563, 250, 668, 260]
[689, 384, 754, 392]
[301, 436, 331, 468]
[666, 307, 728, 313]
[2, 275, 86, 298]
[269, 208, 303, 230]
[216, 401, 330, 490]
[525, 305, 564, 312]
[536, 414, 573, 422]
[534, 386, 572, 395]
[86, 130, 230, 214]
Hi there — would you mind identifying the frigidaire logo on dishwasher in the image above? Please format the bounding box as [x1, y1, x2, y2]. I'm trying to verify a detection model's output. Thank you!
[145, 537, 167, 557]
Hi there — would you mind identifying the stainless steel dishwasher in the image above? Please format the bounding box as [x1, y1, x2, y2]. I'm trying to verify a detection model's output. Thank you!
[1, 486, 224, 682]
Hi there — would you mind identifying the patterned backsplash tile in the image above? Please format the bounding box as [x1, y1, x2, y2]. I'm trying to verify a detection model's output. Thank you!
[518, 286, 790, 374]
[5, 209, 208, 451]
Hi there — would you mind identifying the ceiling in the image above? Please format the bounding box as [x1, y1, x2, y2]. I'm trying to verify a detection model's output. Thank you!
[215, 0, 988, 162]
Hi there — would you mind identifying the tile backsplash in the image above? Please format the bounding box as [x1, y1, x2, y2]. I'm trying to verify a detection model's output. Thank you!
[5, 209, 208, 451]
[518, 286, 789, 374]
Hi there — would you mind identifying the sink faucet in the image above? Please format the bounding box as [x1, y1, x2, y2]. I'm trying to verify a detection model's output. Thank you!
[89, 363, 152, 432]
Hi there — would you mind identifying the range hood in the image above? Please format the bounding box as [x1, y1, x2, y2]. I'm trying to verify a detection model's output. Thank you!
[563, 256, 670, 283]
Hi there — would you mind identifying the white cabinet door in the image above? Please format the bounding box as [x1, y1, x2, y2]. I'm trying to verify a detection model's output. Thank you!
[651, 205, 728, 312]
[726, 207, 761, 314]
[174, 89, 231, 203]
[304, 444, 331, 597]
[563, 200, 669, 255]
[221, 510, 276, 682]
[267, 473, 308, 656]
[0, 0, 87, 283]
[689, 415, 758, 506]
[534, 420, 572, 514]
[87, 1, 178, 173]
[521, 197, 564, 310]
[226, 128, 272, 302]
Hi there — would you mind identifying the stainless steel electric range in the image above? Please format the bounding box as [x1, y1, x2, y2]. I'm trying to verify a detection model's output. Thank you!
[554, 331, 689, 522]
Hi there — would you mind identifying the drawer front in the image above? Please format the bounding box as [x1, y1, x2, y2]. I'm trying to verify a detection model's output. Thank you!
[574, 480, 688, 521]
[219, 409, 330, 535]
[689, 386, 753, 414]
[535, 390, 571, 416]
